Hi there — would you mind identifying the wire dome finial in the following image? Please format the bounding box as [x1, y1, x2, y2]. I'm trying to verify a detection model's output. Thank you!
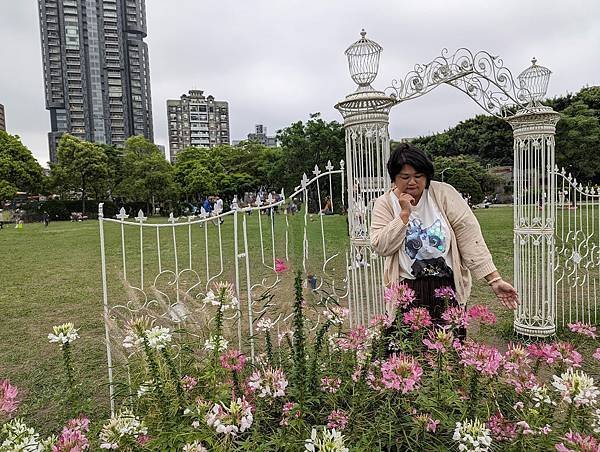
[345, 29, 383, 88]
[518, 57, 551, 104]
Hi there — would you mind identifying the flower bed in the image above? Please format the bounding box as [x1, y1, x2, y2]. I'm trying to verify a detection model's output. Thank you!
[1, 274, 599, 451]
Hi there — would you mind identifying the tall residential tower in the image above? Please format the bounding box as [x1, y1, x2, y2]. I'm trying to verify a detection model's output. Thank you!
[38, 0, 153, 162]
[167, 90, 230, 162]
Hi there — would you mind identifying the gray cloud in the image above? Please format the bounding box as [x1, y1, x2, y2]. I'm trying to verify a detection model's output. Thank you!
[1, 0, 599, 165]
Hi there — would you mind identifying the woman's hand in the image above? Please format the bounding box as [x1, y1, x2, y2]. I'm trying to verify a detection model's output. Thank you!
[393, 188, 414, 223]
[490, 279, 519, 310]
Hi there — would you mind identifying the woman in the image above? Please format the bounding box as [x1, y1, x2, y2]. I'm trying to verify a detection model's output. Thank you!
[370, 143, 518, 330]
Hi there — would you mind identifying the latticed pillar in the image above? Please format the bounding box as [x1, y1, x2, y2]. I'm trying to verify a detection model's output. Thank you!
[335, 30, 396, 325]
[508, 59, 560, 337]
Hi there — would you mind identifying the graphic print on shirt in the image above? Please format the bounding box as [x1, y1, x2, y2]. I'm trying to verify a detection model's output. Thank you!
[405, 218, 453, 278]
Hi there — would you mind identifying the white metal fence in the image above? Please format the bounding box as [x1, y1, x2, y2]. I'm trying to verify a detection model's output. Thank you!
[553, 166, 600, 327]
[98, 162, 352, 410]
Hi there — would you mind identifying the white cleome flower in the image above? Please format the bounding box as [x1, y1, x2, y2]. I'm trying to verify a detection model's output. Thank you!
[453, 418, 492, 452]
[323, 306, 349, 326]
[256, 317, 275, 332]
[592, 408, 600, 433]
[202, 290, 219, 307]
[48, 322, 79, 346]
[305, 427, 349, 452]
[99, 409, 147, 449]
[0, 418, 55, 451]
[551, 367, 599, 407]
[182, 440, 208, 452]
[144, 326, 172, 350]
[530, 384, 556, 407]
[203, 335, 229, 352]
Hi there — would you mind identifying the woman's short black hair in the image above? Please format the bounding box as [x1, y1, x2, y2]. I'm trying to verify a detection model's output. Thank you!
[387, 143, 435, 187]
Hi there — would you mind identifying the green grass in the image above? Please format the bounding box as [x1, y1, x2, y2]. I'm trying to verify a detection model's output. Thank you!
[0, 206, 598, 434]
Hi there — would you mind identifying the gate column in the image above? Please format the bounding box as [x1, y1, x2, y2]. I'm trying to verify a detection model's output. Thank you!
[508, 59, 560, 337]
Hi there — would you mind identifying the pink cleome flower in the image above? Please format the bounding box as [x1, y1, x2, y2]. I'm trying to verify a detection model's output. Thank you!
[423, 327, 454, 353]
[555, 430, 599, 452]
[336, 325, 369, 352]
[486, 412, 517, 442]
[433, 286, 456, 301]
[467, 305, 497, 325]
[380, 353, 423, 393]
[280, 401, 301, 426]
[458, 340, 502, 377]
[327, 409, 350, 431]
[593, 347, 600, 361]
[181, 375, 198, 391]
[53, 416, 91, 452]
[274, 259, 288, 273]
[567, 322, 597, 339]
[501, 343, 537, 393]
[220, 349, 247, 372]
[0, 379, 19, 416]
[320, 376, 342, 394]
[441, 305, 469, 329]
[384, 282, 416, 309]
[415, 412, 440, 433]
[402, 307, 433, 331]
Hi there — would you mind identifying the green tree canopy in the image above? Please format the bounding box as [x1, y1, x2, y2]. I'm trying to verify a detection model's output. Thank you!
[51, 134, 108, 213]
[116, 136, 176, 212]
[0, 131, 44, 200]
[275, 113, 345, 197]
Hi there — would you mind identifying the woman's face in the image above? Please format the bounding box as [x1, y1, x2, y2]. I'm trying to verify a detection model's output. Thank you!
[394, 164, 427, 201]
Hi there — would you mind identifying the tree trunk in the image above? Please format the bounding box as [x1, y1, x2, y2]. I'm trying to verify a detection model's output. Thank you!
[81, 177, 86, 214]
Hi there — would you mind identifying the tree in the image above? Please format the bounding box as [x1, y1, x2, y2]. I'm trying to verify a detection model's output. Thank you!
[51, 134, 108, 213]
[117, 136, 176, 213]
[554, 101, 600, 181]
[446, 168, 484, 204]
[0, 131, 44, 200]
[411, 115, 513, 165]
[432, 155, 501, 203]
[275, 113, 345, 199]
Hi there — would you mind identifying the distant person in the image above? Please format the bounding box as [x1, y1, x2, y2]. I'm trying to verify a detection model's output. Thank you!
[213, 196, 224, 225]
[42, 211, 50, 227]
[320, 196, 333, 215]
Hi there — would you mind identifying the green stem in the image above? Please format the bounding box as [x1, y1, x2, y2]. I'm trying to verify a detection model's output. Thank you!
[265, 330, 274, 366]
[292, 271, 306, 405]
[161, 347, 184, 410]
[141, 334, 169, 415]
[62, 342, 74, 390]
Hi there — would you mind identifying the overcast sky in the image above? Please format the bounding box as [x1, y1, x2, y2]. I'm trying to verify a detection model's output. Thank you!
[1, 0, 599, 165]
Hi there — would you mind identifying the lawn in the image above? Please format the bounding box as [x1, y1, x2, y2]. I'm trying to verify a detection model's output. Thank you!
[0, 206, 598, 434]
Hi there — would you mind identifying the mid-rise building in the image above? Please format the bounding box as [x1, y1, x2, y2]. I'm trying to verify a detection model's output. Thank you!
[38, 0, 154, 162]
[0, 104, 5, 131]
[167, 90, 230, 162]
[247, 124, 277, 147]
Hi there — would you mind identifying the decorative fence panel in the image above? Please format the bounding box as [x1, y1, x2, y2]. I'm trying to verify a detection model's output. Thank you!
[98, 162, 350, 411]
[553, 166, 600, 327]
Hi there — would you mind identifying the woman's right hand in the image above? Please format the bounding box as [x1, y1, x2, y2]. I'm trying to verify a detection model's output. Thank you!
[393, 189, 414, 223]
[394, 190, 415, 210]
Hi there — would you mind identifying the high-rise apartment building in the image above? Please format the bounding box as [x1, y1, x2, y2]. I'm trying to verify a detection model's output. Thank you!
[0, 104, 5, 131]
[38, 0, 153, 162]
[167, 90, 230, 162]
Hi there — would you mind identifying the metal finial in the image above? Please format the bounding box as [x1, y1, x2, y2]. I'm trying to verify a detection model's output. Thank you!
[360, 29, 366, 38]
[531, 57, 537, 65]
